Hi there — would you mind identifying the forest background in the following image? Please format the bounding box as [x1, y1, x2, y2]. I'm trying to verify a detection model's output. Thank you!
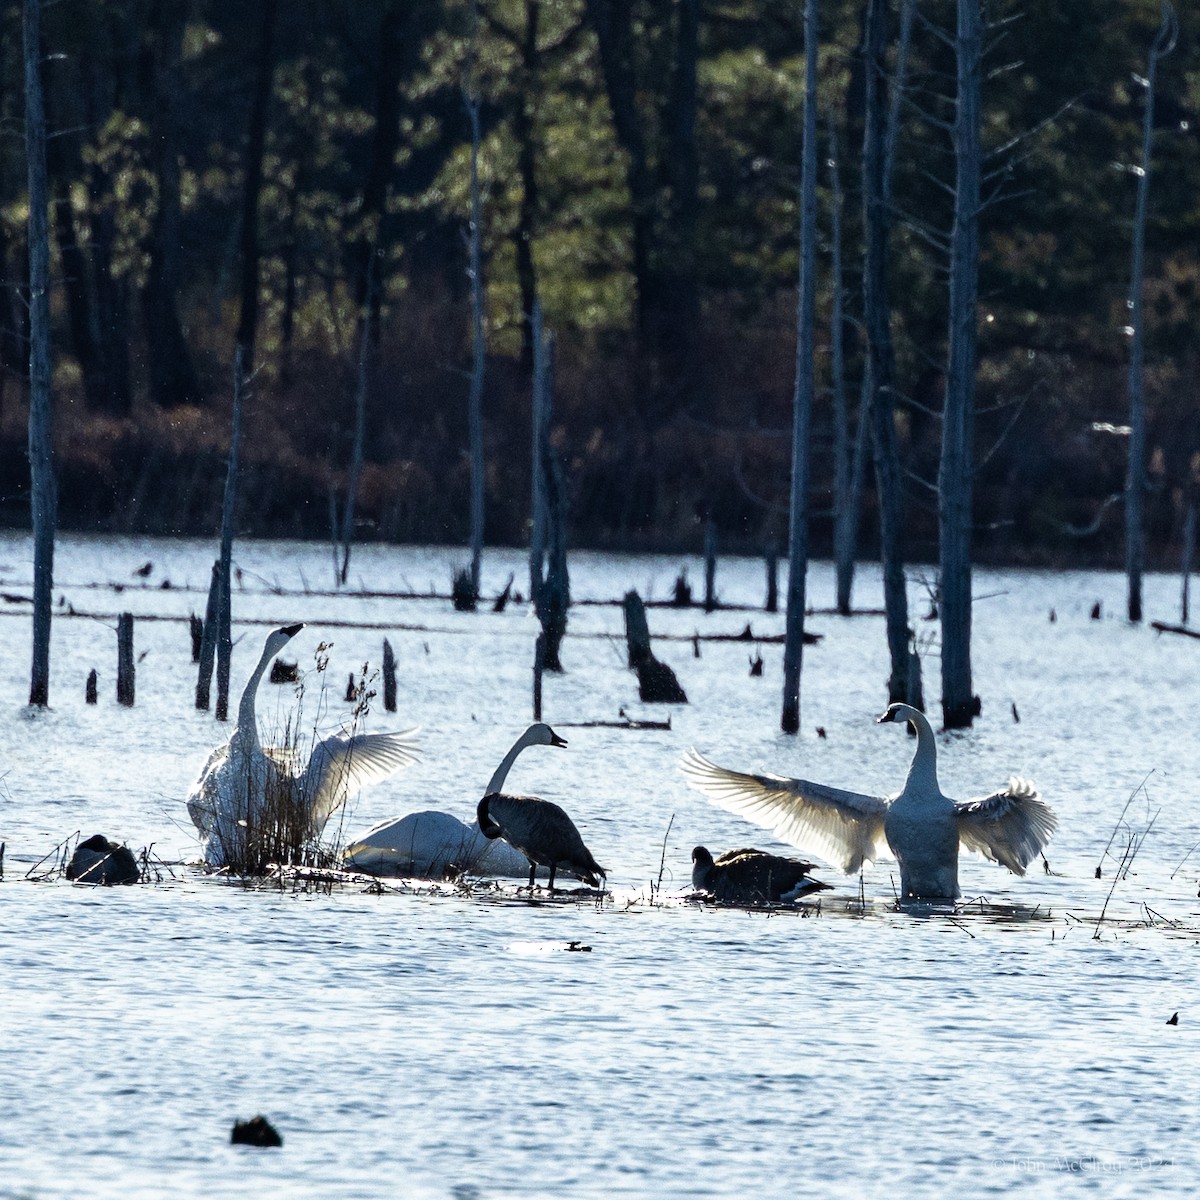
[0, 0, 1197, 568]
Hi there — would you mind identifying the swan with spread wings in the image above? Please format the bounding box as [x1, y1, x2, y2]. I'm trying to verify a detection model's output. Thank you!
[682, 702, 1057, 900]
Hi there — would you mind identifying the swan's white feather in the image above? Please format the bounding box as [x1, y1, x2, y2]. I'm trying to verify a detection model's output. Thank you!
[301, 728, 421, 828]
[680, 749, 889, 874]
[955, 778, 1058, 875]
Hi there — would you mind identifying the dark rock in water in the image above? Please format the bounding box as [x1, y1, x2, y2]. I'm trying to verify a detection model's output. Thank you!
[231, 1115, 283, 1147]
[66, 835, 140, 886]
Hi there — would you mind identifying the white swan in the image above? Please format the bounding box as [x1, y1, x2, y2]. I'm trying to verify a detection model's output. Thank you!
[187, 623, 419, 867]
[341, 722, 567, 878]
[682, 702, 1057, 900]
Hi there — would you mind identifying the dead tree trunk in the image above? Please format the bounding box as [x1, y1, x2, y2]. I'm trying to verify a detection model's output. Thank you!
[215, 350, 246, 721]
[25, 0, 56, 708]
[862, 0, 915, 706]
[765, 541, 779, 613]
[465, 6, 486, 600]
[531, 299, 568, 670]
[781, 0, 819, 735]
[339, 255, 373, 585]
[196, 560, 219, 710]
[622, 591, 687, 704]
[1125, 2, 1177, 624]
[116, 613, 135, 706]
[703, 518, 717, 612]
[382, 638, 397, 712]
[939, 0, 983, 730]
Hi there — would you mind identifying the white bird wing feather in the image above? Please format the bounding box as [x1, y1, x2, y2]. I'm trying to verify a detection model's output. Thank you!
[955, 778, 1057, 874]
[302, 728, 421, 829]
[680, 748, 889, 874]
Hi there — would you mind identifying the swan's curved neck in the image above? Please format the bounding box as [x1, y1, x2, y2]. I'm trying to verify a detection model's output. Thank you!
[485, 731, 535, 795]
[899, 706, 940, 795]
[234, 642, 277, 752]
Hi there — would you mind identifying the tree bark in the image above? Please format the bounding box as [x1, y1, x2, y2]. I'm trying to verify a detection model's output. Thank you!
[1125, 3, 1177, 624]
[781, 0, 819, 736]
[862, 0, 913, 706]
[142, 0, 201, 408]
[25, 0, 57, 708]
[234, 0, 279, 370]
[939, 0, 983, 730]
[465, 7, 486, 596]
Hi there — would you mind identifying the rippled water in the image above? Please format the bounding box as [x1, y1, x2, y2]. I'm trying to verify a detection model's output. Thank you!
[1, 533, 1198, 1198]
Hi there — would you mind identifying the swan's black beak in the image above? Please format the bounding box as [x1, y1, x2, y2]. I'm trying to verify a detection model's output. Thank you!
[551, 731, 568, 748]
[282, 622, 305, 638]
[875, 709, 894, 725]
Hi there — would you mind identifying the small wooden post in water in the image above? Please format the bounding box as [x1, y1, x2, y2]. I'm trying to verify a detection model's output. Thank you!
[189, 614, 203, 662]
[196, 560, 220, 711]
[703, 518, 718, 613]
[116, 612, 135, 706]
[85, 669, 97, 704]
[765, 541, 779, 613]
[382, 638, 397, 712]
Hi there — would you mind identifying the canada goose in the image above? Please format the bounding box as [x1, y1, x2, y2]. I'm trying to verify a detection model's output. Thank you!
[682, 702, 1056, 900]
[341, 722, 565, 877]
[65, 834, 140, 886]
[187, 623, 418, 866]
[476, 733, 607, 891]
[691, 846, 830, 903]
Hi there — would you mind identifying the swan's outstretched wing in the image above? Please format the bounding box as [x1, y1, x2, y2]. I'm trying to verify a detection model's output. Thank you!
[955, 778, 1057, 875]
[680, 749, 889, 874]
[186, 742, 231, 836]
[302, 728, 421, 829]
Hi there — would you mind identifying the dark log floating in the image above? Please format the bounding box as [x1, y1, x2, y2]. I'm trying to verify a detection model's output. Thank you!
[1151, 621, 1200, 640]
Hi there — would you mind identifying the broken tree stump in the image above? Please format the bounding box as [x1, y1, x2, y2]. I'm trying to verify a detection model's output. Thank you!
[189, 613, 203, 662]
[622, 590, 688, 703]
[764, 541, 779, 613]
[116, 613, 135, 707]
[703, 518, 718, 613]
[85, 669, 97, 704]
[382, 638, 397, 712]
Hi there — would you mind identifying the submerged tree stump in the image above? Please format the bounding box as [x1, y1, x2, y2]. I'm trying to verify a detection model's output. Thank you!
[189, 613, 203, 662]
[85, 669, 97, 704]
[116, 613, 135, 706]
[382, 638, 397, 712]
[622, 590, 688, 703]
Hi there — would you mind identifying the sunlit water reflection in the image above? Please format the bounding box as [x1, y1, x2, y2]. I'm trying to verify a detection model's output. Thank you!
[1, 534, 1197, 1197]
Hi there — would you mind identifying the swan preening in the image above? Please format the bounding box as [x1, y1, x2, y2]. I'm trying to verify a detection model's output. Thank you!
[682, 702, 1057, 900]
[691, 846, 830, 903]
[187, 623, 419, 868]
[341, 722, 571, 879]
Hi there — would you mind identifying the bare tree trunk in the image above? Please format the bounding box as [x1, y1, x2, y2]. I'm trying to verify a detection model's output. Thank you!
[234, 0, 280, 371]
[828, 115, 857, 615]
[340, 257, 373, 585]
[514, 0, 542, 372]
[939, 0, 983, 730]
[25, 0, 56, 708]
[530, 296, 549, 603]
[215, 350, 247, 722]
[465, 4, 486, 598]
[781, 0, 819, 736]
[531, 300, 568, 670]
[862, 0, 914, 706]
[1126, 2, 1177, 624]
[1182, 493, 1195, 624]
[141, 1, 200, 408]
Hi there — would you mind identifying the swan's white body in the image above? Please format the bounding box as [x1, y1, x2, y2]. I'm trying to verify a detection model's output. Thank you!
[186, 623, 419, 867]
[341, 723, 565, 878]
[682, 702, 1057, 900]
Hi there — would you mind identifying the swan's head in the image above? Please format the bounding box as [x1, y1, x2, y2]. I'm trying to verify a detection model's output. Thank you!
[527, 721, 568, 749]
[264, 622, 305, 658]
[476, 794, 503, 840]
[877, 702, 924, 728]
